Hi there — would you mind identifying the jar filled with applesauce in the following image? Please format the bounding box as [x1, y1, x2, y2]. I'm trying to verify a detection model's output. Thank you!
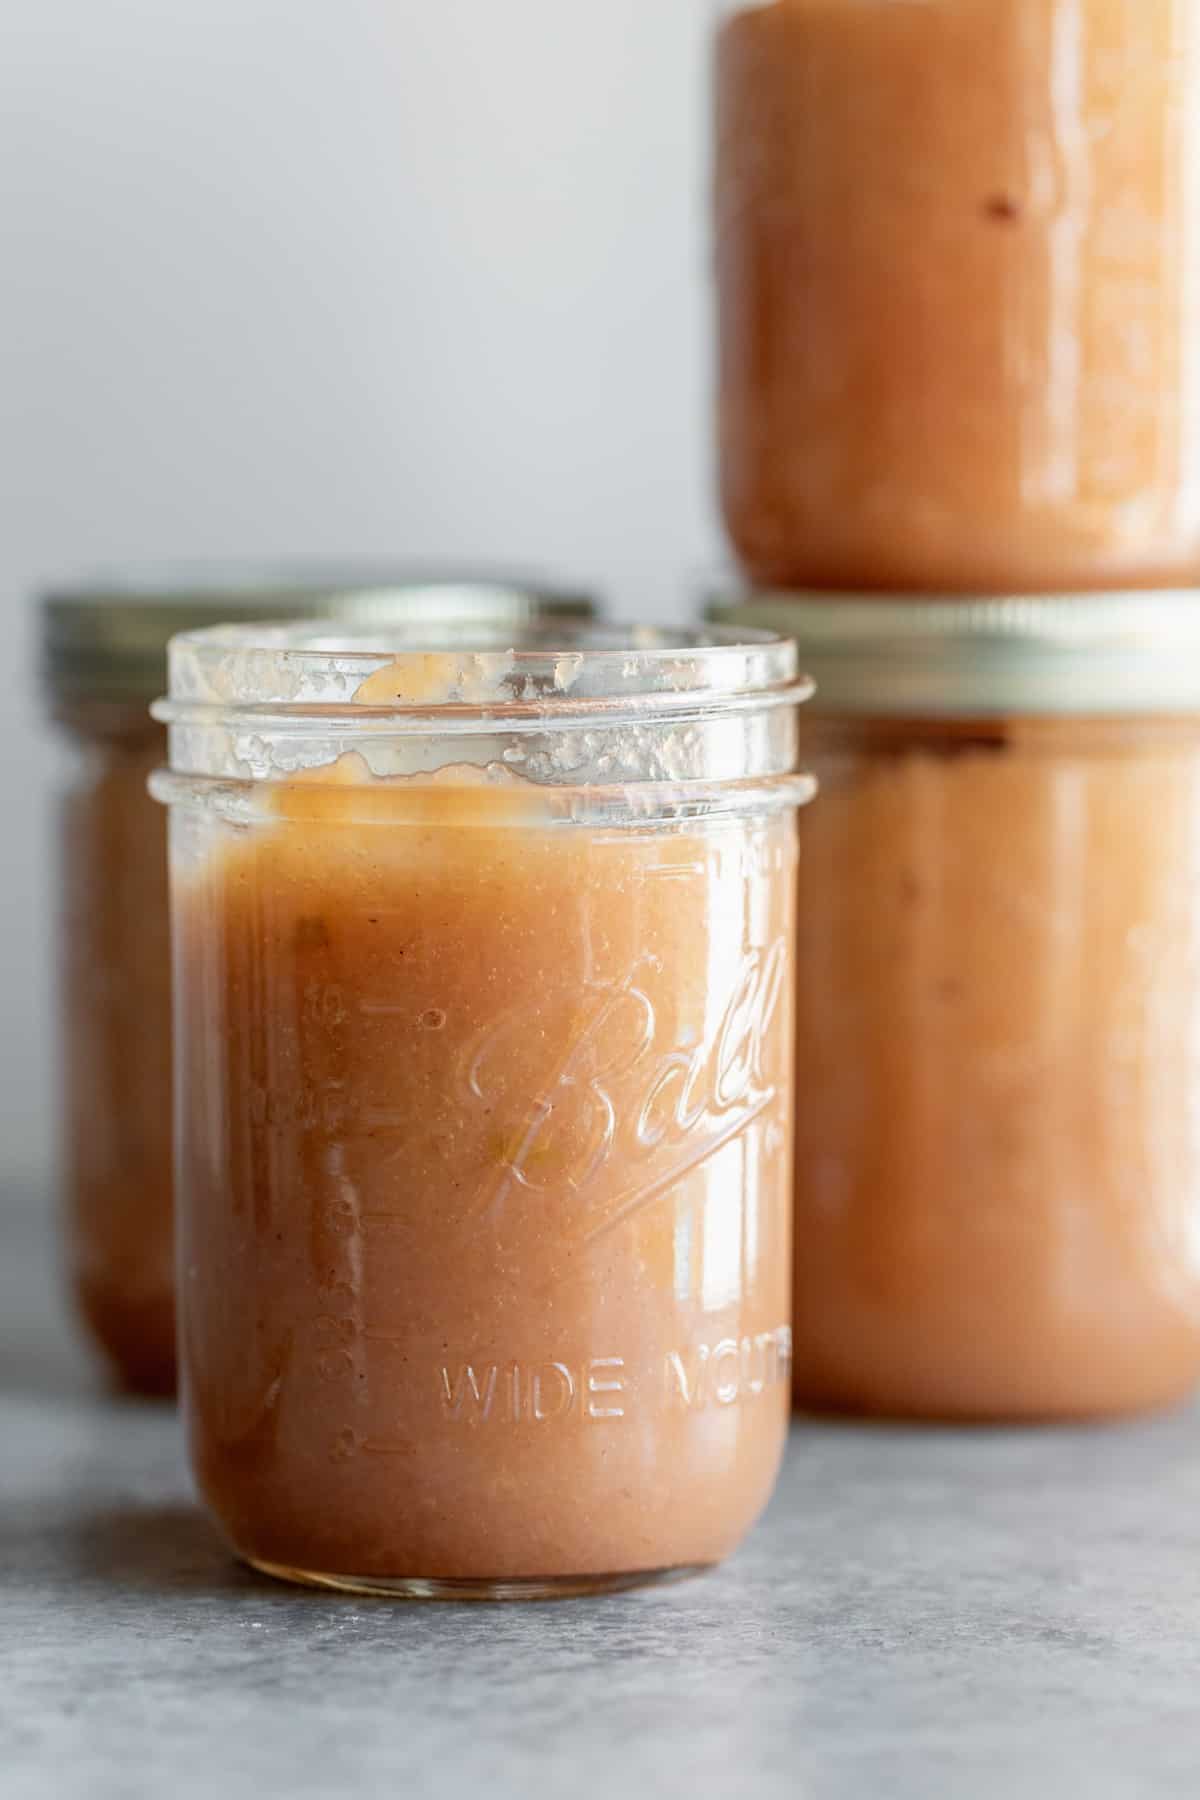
[40, 567, 597, 1398]
[714, 0, 1200, 594]
[713, 590, 1200, 1422]
[151, 622, 813, 1597]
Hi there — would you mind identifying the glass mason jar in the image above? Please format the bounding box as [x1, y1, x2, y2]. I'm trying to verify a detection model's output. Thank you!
[151, 622, 813, 1598]
[40, 567, 597, 1398]
[714, 0, 1200, 594]
[714, 590, 1200, 1422]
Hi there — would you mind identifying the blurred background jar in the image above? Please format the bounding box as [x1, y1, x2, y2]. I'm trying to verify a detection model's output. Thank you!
[714, 589, 1200, 1422]
[39, 565, 597, 1398]
[714, 0, 1200, 594]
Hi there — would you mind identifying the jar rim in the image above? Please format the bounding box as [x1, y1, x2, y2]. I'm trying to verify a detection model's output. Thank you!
[154, 621, 811, 804]
[156, 620, 809, 723]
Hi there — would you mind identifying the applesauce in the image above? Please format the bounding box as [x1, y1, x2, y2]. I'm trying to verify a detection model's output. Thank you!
[41, 569, 597, 1396]
[53, 702, 177, 1394]
[714, 592, 1200, 1422]
[153, 623, 813, 1597]
[715, 0, 1200, 593]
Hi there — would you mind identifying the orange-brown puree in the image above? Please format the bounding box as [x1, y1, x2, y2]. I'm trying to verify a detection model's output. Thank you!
[62, 724, 175, 1396]
[793, 721, 1200, 1421]
[174, 769, 795, 1582]
[716, 0, 1200, 592]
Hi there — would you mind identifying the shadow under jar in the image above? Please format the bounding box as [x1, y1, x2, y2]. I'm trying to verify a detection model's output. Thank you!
[41, 566, 597, 1398]
[715, 0, 1200, 594]
[714, 591, 1200, 1423]
[151, 622, 814, 1598]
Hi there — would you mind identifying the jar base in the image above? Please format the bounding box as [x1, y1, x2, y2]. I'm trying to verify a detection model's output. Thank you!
[75, 1282, 177, 1400]
[244, 1556, 711, 1602]
[793, 1383, 1197, 1426]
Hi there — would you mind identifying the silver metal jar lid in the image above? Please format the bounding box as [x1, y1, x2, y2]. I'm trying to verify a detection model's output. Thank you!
[707, 589, 1200, 718]
[40, 562, 598, 706]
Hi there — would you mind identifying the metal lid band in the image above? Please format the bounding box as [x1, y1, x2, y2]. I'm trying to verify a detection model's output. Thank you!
[708, 590, 1200, 718]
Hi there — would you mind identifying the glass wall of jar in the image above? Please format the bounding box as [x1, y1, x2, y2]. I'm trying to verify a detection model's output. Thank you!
[714, 591, 1200, 1422]
[714, 1, 1200, 594]
[152, 622, 813, 1597]
[40, 566, 598, 1398]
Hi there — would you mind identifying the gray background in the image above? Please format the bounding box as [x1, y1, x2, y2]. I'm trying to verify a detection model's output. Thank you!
[2, 0, 710, 1187]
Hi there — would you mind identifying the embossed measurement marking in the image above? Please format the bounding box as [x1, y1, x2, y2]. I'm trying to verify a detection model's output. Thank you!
[636, 861, 707, 881]
[360, 1107, 415, 1133]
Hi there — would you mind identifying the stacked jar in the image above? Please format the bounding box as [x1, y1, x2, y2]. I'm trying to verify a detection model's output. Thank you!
[40, 566, 597, 1397]
[711, 0, 1200, 1419]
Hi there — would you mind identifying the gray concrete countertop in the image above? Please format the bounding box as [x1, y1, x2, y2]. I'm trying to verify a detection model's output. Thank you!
[4, 1192, 1200, 1800]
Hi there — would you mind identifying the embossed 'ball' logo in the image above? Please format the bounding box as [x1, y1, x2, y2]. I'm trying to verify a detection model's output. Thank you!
[463, 939, 787, 1241]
